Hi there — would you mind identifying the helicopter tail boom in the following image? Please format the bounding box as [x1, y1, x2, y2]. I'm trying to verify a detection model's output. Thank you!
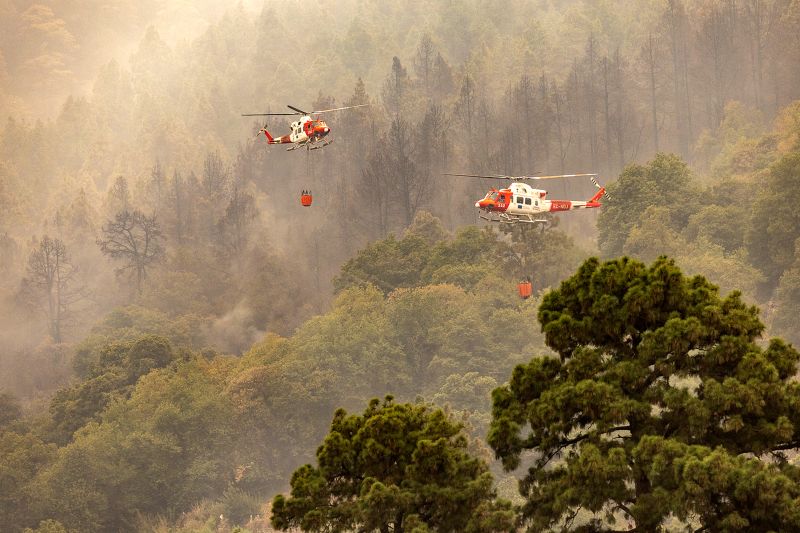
[587, 186, 605, 205]
[258, 127, 293, 144]
[588, 175, 609, 205]
[263, 128, 275, 143]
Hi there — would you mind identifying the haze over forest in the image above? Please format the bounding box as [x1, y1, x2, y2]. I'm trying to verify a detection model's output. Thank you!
[3, 1, 800, 532]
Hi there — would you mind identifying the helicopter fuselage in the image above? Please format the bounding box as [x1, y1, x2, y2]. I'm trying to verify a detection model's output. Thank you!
[261, 116, 332, 150]
[475, 183, 604, 224]
[285, 116, 331, 144]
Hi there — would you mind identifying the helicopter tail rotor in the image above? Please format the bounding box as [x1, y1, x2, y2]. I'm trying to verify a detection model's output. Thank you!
[589, 175, 611, 200]
[254, 123, 275, 143]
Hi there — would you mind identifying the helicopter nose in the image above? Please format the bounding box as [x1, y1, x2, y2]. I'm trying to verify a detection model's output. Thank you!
[475, 201, 481, 208]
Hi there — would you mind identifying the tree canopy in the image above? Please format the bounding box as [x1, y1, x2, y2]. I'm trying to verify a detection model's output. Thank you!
[272, 396, 515, 533]
[489, 256, 800, 531]
[597, 153, 697, 257]
[747, 151, 800, 287]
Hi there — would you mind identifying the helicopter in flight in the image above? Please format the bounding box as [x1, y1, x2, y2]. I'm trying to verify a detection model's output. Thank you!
[242, 103, 369, 151]
[443, 172, 608, 225]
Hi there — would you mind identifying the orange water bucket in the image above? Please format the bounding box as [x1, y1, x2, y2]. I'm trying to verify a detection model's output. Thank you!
[518, 280, 532, 299]
[300, 191, 312, 207]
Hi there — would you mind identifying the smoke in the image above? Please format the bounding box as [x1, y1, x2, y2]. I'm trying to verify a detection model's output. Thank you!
[204, 299, 266, 355]
[0, 0, 265, 119]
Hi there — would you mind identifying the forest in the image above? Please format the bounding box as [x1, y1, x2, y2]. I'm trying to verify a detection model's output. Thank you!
[3, 0, 800, 531]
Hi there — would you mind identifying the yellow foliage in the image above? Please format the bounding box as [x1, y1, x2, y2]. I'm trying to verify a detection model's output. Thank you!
[775, 100, 800, 153]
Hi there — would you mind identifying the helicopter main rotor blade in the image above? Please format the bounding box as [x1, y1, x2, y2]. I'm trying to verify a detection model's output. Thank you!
[442, 173, 512, 180]
[521, 173, 598, 180]
[310, 103, 370, 114]
[443, 172, 598, 181]
[245, 103, 371, 117]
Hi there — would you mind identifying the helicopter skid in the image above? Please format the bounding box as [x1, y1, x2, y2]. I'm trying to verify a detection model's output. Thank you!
[309, 139, 333, 151]
[480, 210, 549, 226]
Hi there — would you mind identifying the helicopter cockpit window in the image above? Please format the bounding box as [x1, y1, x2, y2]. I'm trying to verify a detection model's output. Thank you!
[488, 191, 499, 201]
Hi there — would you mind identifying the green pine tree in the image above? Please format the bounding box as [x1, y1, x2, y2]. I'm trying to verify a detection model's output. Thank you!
[272, 397, 515, 533]
[489, 256, 800, 531]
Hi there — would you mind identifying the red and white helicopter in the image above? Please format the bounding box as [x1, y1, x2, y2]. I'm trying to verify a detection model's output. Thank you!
[242, 104, 368, 151]
[444, 172, 608, 225]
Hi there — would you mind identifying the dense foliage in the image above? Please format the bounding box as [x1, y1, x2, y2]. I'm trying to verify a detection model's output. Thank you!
[594, 112, 800, 303]
[272, 397, 515, 533]
[4, 244, 800, 531]
[336, 214, 583, 295]
[4, 1, 800, 404]
[489, 256, 800, 531]
[0, 216, 556, 532]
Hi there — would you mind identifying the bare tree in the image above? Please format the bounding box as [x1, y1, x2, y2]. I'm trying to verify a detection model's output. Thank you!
[359, 147, 392, 237]
[431, 52, 454, 101]
[382, 56, 410, 116]
[387, 117, 427, 226]
[202, 151, 229, 200]
[603, 56, 614, 175]
[356, 118, 429, 235]
[642, 33, 661, 152]
[513, 74, 536, 170]
[106, 175, 131, 215]
[20, 236, 83, 342]
[551, 81, 573, 174]
[537, 74, 552, 165]
[744, 0, 783, 111]
[769, 0, 800, 108]
[611, 49, 637, 170]
[454, 74, 477, 163]
[666, 0, 690, 156]
[147, 160, 165, 209]
[414, 33, 436, 97]
[98, 210, 164, 295]
[745, 0, 765, 109]
[416, 103, 449, 176]
[475, 95, 493, 168]
[695, 7, 736, 128]
[217, 186, 258, 260]
[168, 170, 185, 245]
[585, 35, 600, 170]
[567, 61, 584, 167]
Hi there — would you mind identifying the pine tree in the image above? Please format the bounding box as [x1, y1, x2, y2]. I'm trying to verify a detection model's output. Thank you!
[489, 256, 800, 531]
[272, 397, 515, 533]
